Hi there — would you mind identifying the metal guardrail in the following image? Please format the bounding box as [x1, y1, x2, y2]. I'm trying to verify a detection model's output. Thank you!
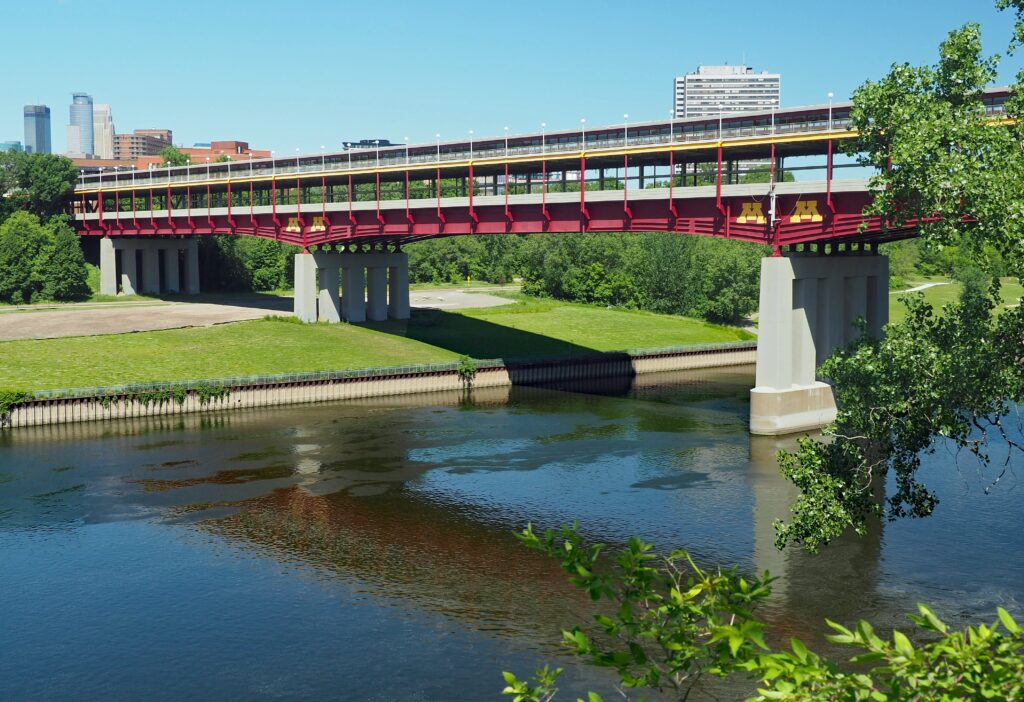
[26, 340, 758, 401]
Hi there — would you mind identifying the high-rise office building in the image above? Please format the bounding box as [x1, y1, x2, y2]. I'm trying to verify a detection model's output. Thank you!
[0, 141, 23, 153]
[23, 105, 51, 154]
[67, 92, 94, 157]
[674, 65, 781, 119]
[92, 104, 114, 159]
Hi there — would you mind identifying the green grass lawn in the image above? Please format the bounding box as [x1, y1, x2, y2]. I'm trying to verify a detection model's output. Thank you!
[889, 277, 1023, 323]
[0, 298, 752, 392]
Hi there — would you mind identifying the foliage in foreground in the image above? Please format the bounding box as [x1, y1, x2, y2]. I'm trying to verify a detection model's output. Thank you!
[0, 212, 90, 304]
[502, 524, 1024, 702]
[775, 3, 1024, 551]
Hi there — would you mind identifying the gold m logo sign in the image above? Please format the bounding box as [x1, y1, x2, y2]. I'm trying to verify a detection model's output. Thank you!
[284, 217, 301, 233]
[310, 216, 326, 233]
[791, 200, 823, 223]
[735, 202, 766, 224]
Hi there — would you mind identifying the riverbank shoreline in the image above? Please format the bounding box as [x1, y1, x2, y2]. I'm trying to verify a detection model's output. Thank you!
[2, 342, 756, 429]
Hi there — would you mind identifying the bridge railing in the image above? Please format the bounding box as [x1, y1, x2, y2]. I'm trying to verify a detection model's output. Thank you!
[82, 98, 1012, 192]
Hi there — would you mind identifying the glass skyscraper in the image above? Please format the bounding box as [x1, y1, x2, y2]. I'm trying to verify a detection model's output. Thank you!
[23, 105, 51, 154]
[68, 92, 94, 157]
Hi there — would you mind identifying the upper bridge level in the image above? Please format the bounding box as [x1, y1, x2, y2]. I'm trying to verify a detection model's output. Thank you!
[73, 89, 1011, 250]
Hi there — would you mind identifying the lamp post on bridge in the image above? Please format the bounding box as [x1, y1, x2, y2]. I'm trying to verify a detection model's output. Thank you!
[828, 91, 834, 131]
[580, 118, 586, 153]
[344, 143, 350, 170]
[271, 150, 276, 176]
[435, 133, 440, 163]
[295, 148, 300, 172]
[405, 137, 410, 165]
[541, 122, 546, 155]
[624, 113, 629, 148]
[374, 140, 380, 168]
[504, 126, 509, 157]
[80, 169, 85, 188]
[669, 109, 675, 143]
[469, 130, 474, 160]
[205, 156, 210, 181]
[321, 145, 326, 171]
[186, 157, 190, 182]
[718, 104, 724, 140]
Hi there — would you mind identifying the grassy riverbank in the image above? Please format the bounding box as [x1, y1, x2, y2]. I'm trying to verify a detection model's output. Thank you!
[0, 297, 752, 391]
[889, 276, 1023, 323]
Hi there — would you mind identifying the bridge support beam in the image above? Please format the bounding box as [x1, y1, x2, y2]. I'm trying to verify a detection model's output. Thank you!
[141, 247, 161, 295]
[750, 252, 888, 436]
[99, 237, 117, 296]
[99, 237, 200, 297]
[294, 253, 318, 323]
[120, 245, 138, 296]
[294, 251, 410, 324]
[163, 248, 180, 294]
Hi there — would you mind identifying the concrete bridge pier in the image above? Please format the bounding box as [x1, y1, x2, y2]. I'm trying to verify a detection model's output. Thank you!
[750, 250, 888, 436]
[294, 251, 411, 324]
[99, 237, 200, 297]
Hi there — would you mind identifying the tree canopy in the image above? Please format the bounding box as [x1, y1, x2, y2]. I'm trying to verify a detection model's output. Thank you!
[775, 4, 1024, 552]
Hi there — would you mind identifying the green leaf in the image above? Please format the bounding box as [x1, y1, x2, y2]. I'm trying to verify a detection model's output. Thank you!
[997, 607, 1019, 634]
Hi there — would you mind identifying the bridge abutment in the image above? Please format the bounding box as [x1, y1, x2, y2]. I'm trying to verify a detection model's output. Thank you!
[294, 251, 411, 324]
[99, 236, 201, 297]
[750, 251, 888, 436]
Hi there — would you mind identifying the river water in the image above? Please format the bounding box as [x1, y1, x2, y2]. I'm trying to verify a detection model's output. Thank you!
[1, 366, 1021, 701]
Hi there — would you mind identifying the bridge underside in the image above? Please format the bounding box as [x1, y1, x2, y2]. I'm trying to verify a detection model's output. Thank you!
[75, 187, 915, 251]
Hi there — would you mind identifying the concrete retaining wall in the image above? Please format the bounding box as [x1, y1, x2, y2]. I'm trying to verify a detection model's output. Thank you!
[5, 343, 756, 430]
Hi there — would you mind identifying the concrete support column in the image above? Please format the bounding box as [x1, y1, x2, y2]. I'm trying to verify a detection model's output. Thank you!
[293, 253, 317, 322]
[843, 276, 868, 344]
[342, 265, 366, 323]
[163, 247, 181, 294]
[388, 253, 410, 320]
[99, 237, 117, 296]
[141, 246, 161, 295]
[184, 239, 200, 295]
[120, 245, 138, 296]
[750, 253, 889, 435]
[366, 267, 388, 321]
[867, 257, 889, 339]
[318, 265, 341, 323]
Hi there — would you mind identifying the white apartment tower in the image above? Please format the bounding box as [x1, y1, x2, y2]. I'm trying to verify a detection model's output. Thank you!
[674, 65, 781, 119]
[92, 104, 115, 159]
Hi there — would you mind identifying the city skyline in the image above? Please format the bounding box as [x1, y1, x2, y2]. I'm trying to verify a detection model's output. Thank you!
[1, 0, 1019, 157]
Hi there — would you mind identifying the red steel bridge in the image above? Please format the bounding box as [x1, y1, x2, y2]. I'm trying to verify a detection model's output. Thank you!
[72, 89, 1011, 252]
[72, 88, 1012, 436]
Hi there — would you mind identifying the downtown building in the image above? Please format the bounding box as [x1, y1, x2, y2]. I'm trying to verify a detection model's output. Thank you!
[114, 129, 173, 161]
[66, 92, 94, 157]
[674, 65, 780, 119]
[23, 105, 51, 154]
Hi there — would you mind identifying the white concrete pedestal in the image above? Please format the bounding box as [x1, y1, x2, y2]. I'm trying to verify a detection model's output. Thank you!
[750, 252, 888, 435]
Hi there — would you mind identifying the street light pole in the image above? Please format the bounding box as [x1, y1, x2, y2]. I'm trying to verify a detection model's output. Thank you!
[344, 143, 351, 170]
[321, 145, 325, 170]
[405, 136, 409, 165]
[580, 118, 586, 152]
[718, 104, 724, 140]
[541, 122, 546, 154]
[205, 157, 210, 180]
[436, 133, 440, 162]
[295, 147, 300, 171]
[504, 126, 509, 157]
[469, 130, 474, 160]
[624, 113, 629, 147]
[827, 91, 834, 131]
[669, 109, 674, 143]
[271, 150, 276, 176]
[249, 152, 253, 177]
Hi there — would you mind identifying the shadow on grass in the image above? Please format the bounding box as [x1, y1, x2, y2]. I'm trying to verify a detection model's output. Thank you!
[364, 308, 606, 361]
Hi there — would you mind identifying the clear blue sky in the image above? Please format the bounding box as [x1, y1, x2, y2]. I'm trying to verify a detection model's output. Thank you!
[2, 0, 1019, 155]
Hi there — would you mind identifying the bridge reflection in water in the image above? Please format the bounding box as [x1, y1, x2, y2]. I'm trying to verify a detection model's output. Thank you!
[7, 369, 1017, 700]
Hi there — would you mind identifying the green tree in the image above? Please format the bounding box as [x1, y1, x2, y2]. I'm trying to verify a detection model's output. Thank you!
[41, 217, 90, 301]
[0, 212, 53, 303]
[0, 152, 77, 222]
[502, 524, 1024, 702]
[161, 146, 190, 167]
[775, 7, 1024, 551]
